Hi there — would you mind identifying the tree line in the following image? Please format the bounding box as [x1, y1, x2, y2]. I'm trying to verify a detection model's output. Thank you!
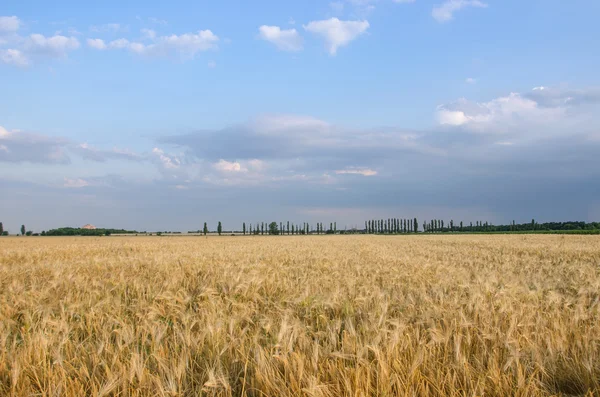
[1, 219, 599, 236]
[197, 221, 340, 236]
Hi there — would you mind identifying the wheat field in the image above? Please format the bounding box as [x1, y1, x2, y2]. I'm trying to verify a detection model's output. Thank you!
[1, 235, 599, 396]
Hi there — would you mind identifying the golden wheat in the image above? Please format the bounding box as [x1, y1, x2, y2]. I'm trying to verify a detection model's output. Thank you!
[1, 235, 599, 396]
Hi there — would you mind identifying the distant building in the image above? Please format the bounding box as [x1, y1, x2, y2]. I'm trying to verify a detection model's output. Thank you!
[82, 224, 97, 230]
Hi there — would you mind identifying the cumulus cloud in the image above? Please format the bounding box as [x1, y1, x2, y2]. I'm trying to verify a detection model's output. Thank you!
[152, 148, 182, 170]
[432, 0, 487, 22]
[436, 91, 569, 135]
[304, 18, 369, 55]
[0, 16, 20, 33]
[258, 25, 303, 52]
[213, 159, 246, 173]
[86, 38, 107, 50]
[97, 30, 219, 59]
[0, 49, 28, 67]
[25, 34, 80, 57]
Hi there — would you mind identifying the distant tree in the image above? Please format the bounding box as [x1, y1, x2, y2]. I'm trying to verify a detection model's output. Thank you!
[450, 220, 454, 232]
[531, 219, 536, 231]
[26, 231, 32, 236]
[203, 222, 208, 235]
[414, 218, 418, 233]
[287, 221, 290, 235]
[243, 222, 246, 235]
[460, 221, 463, 232]
[21, 225, 25, 236]
[0, 222, 3, 236]
[269, 222, 279, 235]
[334, 222, 337, 234]
[217, 222, 222, 236]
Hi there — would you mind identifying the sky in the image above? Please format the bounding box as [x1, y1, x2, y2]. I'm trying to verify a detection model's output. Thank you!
[1, 0, 600, 232]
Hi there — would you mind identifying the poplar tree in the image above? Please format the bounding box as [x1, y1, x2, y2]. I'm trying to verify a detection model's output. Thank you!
[217, 222, 222, 236]
[243, 222, 246, 235]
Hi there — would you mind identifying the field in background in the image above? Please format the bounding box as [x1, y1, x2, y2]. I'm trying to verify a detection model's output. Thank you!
[1, 235, 599, 396]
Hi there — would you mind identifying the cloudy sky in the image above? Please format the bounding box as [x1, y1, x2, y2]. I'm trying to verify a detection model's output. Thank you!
[1, 0, 600, 232]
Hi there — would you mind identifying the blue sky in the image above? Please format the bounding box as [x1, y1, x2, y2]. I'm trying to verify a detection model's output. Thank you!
[1, 0, 600, 232]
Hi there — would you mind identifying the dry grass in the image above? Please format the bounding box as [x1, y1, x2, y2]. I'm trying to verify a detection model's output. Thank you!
[1, 235, 599, 396]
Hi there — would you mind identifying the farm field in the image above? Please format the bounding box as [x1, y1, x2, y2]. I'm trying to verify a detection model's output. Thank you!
[1, 235, 599, 396]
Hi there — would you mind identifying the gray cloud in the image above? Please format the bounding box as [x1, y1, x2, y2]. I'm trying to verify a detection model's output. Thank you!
[73, 143, 143, 162]
[0, 127, 70, 164]
[524, 86, 600, 108]
[3, 86, 600, 231]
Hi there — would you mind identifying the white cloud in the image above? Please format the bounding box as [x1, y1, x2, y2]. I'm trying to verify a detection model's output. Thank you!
[108, 38, 130, 49]
[258, 25, 303, 52]
[152, 148, 181, 169]
[102, 30, 219, 59]
[0, 49, 28, 67]
[304, 18, 369, 55]
[87, 38, 107, 50]
[466, 77, 476, 84]
[25, 34, 80, 57]
[213, 159, 246, 173]
[435, 87, 600, 143]
[335, 168, 378, 176]
[436, 108, 471, 126]
[437, 94, 557, 130]
[432, 0, 487, 22]
[141, 28, 156, 40]
[0, 16, 20, 33]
